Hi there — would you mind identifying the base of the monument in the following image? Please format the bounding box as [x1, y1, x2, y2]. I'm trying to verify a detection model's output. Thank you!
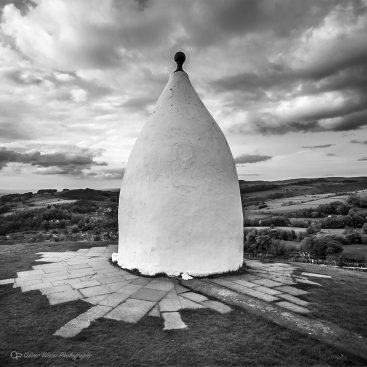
[111, 252, 244, 278]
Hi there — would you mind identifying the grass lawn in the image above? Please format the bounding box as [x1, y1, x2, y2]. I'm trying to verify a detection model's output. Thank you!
[293, 263, 367, 338]
[342, 244, 367, 260]
[1, 241, 367, 366]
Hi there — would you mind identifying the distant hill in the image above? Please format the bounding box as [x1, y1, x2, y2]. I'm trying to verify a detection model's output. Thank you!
[58, 188, 119, 202]
[1, 177, 366, 203]
[239, 176, 367, 207]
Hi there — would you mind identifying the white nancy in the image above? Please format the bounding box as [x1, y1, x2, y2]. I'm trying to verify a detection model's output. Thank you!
[115, 53, 243, 276]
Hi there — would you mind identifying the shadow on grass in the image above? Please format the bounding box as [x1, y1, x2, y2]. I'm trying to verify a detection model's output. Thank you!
[294, 263, 367, 338]
[1, 286, 366, 366]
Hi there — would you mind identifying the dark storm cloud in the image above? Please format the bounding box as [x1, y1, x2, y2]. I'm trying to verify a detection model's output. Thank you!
[351, 139, 367, 144]
[302, 144, 335, 149]
[326, 153, 336, 156]
[326, 109, 367, 132]
[243, 119, 321, 135]
[231, 107, 367, 136]
[211, 57, 367, 99]
[182, 0, 337, 48]
[0, 147, 107, 175]
[357, 157, 367, 161]
[234, 154, 272, 164]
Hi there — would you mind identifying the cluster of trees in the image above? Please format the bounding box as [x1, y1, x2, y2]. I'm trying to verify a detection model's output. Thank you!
[245, 197, 367, 230]
[244, 228, 300, 257]
[300, 235, 343, 257]
[347, 194, 367, 208]
[285, 201, 351, 218]
[59, 188, 119, 202]
[0, 200, 118, 236]
[244, 227, 345, 258]
[0, 192, 34, 204]
[239, 181, 278, 194]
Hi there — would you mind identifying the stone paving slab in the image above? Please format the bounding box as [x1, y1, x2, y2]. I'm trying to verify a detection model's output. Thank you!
[274, 285, 308, 296]
[107, 283, 130, 292]
[148, 305, 160, 317]
[68, 279, 101, 289]
[159, 298, 181, 312]
[99, 292, 132, 308]
[83, 295, 109, 305]
[35, 258, 65, 263]
[278, 293, 311, 307]
[294, 277, 321, 286]
[0, 278, 14, 285]
[235, 274, 262, 281]
[276, 301, 311, 314]
[17, 269, 44, 277]
[124, 274, 139, 280]
[116, 283, 143, 295]
[180, 291, 208, 303]
[164, 288, 178, 299]
[179, 296, 205, 310]
[37, 265, 66, 274]
[145, 279, 175, 291]
[16, 273, 45, 281]
[94, 275, 129, 286]
[47, 290, 82, 305]
[105, 299, 155, 323]
[42, 272, 70, 280]
[162, 312, 187, 330]
[201, 300, 232, 314]
[75, 249, 90, 254]
[41, 284, 74, 295]
[253, 285, 282, 296]
[130, 277, 152, 286]
[251, 278, 284, 288]
[230, 278, 258, 288]
[233, 286, 280, 303]
[174, 283, 190, 294]
[211, 279, 280, 302]
[301, 272, 331, 279]
[79, 285, 114, 298]
[21, 281, 52, 292]
[53, 305, 112, 338]
[131, 287, 167, 302]
[66, 263, 93, 270]
[269, 277, 296, 285]
[16, 278, 45, 287]
[68, 269, 96, 278]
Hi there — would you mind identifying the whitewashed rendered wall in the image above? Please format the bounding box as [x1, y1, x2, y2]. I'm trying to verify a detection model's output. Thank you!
[116, 71, 243, 276]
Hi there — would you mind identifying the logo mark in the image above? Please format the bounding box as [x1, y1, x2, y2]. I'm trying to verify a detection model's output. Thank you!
[10, 351, 22, 360]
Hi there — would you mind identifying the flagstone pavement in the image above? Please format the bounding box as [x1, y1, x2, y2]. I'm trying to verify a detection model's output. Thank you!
[0, 245, 331, 338]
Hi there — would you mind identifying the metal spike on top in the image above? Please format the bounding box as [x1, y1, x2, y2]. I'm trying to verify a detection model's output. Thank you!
[174, 51, 186, 72]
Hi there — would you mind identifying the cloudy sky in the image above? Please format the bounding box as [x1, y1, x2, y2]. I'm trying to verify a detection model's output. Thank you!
[0, 0, 366, 190]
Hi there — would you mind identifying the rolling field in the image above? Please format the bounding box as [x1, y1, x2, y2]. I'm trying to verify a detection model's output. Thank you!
[247, 189, 367, 216]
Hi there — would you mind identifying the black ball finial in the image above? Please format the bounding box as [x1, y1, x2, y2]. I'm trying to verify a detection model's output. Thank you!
[174, 51, 186, 72]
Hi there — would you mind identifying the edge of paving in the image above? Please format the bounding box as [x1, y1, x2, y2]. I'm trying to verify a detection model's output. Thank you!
[181, 278, 367, 362]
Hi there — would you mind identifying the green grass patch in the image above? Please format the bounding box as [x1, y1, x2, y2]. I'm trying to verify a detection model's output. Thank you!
[295, 263, 367, 337]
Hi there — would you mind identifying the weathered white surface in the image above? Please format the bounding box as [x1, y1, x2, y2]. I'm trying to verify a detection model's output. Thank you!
[116, 70, 243, 276]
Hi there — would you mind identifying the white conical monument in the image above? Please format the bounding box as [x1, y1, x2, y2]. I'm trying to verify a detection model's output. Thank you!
[115, 52, 243, 276]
